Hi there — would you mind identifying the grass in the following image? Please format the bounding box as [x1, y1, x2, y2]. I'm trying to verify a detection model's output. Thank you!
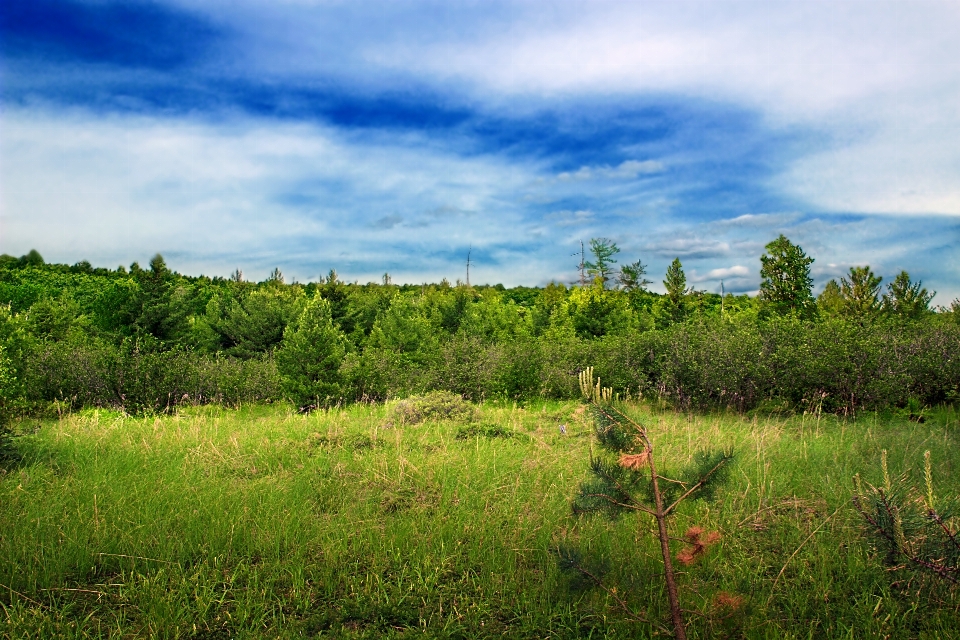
[1, 400, 959, 638]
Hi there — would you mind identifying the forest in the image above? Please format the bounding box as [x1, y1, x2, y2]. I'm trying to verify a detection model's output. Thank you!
[1, 235, 958, 422]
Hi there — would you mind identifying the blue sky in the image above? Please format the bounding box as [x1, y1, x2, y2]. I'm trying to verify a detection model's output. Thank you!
[1, 1, 958, 302]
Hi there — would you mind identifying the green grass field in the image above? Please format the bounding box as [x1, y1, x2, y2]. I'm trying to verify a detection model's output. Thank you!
[2, 401, 959, 638]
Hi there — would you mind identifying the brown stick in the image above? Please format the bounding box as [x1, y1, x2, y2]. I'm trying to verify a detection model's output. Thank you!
[642, 432, 687, 640]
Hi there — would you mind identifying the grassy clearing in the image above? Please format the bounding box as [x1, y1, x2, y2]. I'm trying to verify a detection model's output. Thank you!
[2, 401, 959, 638]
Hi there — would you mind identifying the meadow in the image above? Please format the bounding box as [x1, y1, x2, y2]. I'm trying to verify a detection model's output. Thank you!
[2, 400, 959, 638]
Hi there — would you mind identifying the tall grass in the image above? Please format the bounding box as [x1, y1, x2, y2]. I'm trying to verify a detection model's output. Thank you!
[2, 402, 959, 638]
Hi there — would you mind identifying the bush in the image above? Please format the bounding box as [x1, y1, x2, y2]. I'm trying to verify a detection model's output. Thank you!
[0, 343, 20, 466]
[589, 316, 960, 414]
[383, 391, 477, 427]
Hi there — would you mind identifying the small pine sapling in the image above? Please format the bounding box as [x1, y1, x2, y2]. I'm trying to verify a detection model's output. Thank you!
[565, 367, 734, 639]
[853, 450, 960, 584]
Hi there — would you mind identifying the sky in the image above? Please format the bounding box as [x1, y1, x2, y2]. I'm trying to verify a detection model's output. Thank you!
[1, 0, 958, 303]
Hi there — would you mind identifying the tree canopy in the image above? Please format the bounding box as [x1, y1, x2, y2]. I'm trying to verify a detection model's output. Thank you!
[759, 235, 815, 317]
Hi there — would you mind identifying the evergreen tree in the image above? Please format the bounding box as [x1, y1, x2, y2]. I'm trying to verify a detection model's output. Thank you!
[616, 259, 652, 292]
[19, 250, 44, 268]
[759, 235, 815, 317]
[584, 238, 620, 287]
[661, 258, 688, 325]
[211, 287, 303, 358]
[276, 296, 347, 408]
[569, 369, 733, 639]
[883, 271, 935, 319]
[265, 268, 285, 286]
[839, 266, 882, 318]
[135, 254, 178, 341]
[817, 279, 844, 316]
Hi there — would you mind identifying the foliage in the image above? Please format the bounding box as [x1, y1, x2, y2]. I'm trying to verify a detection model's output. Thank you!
[566, 282, 638, 338]
[454, 423, 523, 440]
[568, 371, 733, 638]
[616, 258, 651, 292]
[817, 279, 844, 316]
[659, 258, 689, 327]
[0, 249, 957, 421]
[584, 238, 620, 287]
[759, 235, 815, 318]
[0, 343, 20, 465]
[276, 296, 347, 409]
[383, 390, 478, 427]
[839, 266, 883, 318]
[208, 286, 304, 358]
[854, 450, 960, 584]
[883, 270, 935, 319]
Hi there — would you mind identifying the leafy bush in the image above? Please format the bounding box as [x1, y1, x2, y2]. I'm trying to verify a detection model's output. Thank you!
[437, 333, 504, 402]
[383, 391, 477, 427]
[0, 344, 20, 466]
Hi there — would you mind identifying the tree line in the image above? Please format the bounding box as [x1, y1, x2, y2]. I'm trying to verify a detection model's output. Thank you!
[0, 236, 958, 419]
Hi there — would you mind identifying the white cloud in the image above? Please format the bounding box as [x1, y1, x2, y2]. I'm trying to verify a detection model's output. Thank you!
[777, 95, 960, 215]
[49, 1, 960, 219]
[557, 160, 664, 182]
[642, 237, 732, 260]
[543, 210, 595, 227]
[690, 265, 750, 283]
[0, 107, 538, 280]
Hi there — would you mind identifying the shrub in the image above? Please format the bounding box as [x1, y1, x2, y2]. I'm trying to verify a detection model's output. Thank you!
[383, 390, 477, 427]
[0, 344, 20, 466]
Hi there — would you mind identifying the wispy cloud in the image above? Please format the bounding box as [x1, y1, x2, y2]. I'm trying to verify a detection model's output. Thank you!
[690, 265, 750, 283]
[544, 210, 595, 227]
[557, 160, 664, 182]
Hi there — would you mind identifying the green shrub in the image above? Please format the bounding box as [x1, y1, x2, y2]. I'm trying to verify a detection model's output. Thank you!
[383, 390, 477, 427]
[0, 343, 20, 466]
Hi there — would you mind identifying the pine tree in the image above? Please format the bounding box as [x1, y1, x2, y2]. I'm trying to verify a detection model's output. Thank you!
[817, 279, 844, 316]
[839, 266, 882, 318]
[759, 235, 815, 317]
[883, 271, 934, 319]
[566, 368, 733, 638]
[662, 258, 688, 325]
[584, 238, 620, 287]
[854, 450, 960, 584]
[617, 259, 652, 292]
[276, 296, 347, 409]
[135, 254, 178, 341]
